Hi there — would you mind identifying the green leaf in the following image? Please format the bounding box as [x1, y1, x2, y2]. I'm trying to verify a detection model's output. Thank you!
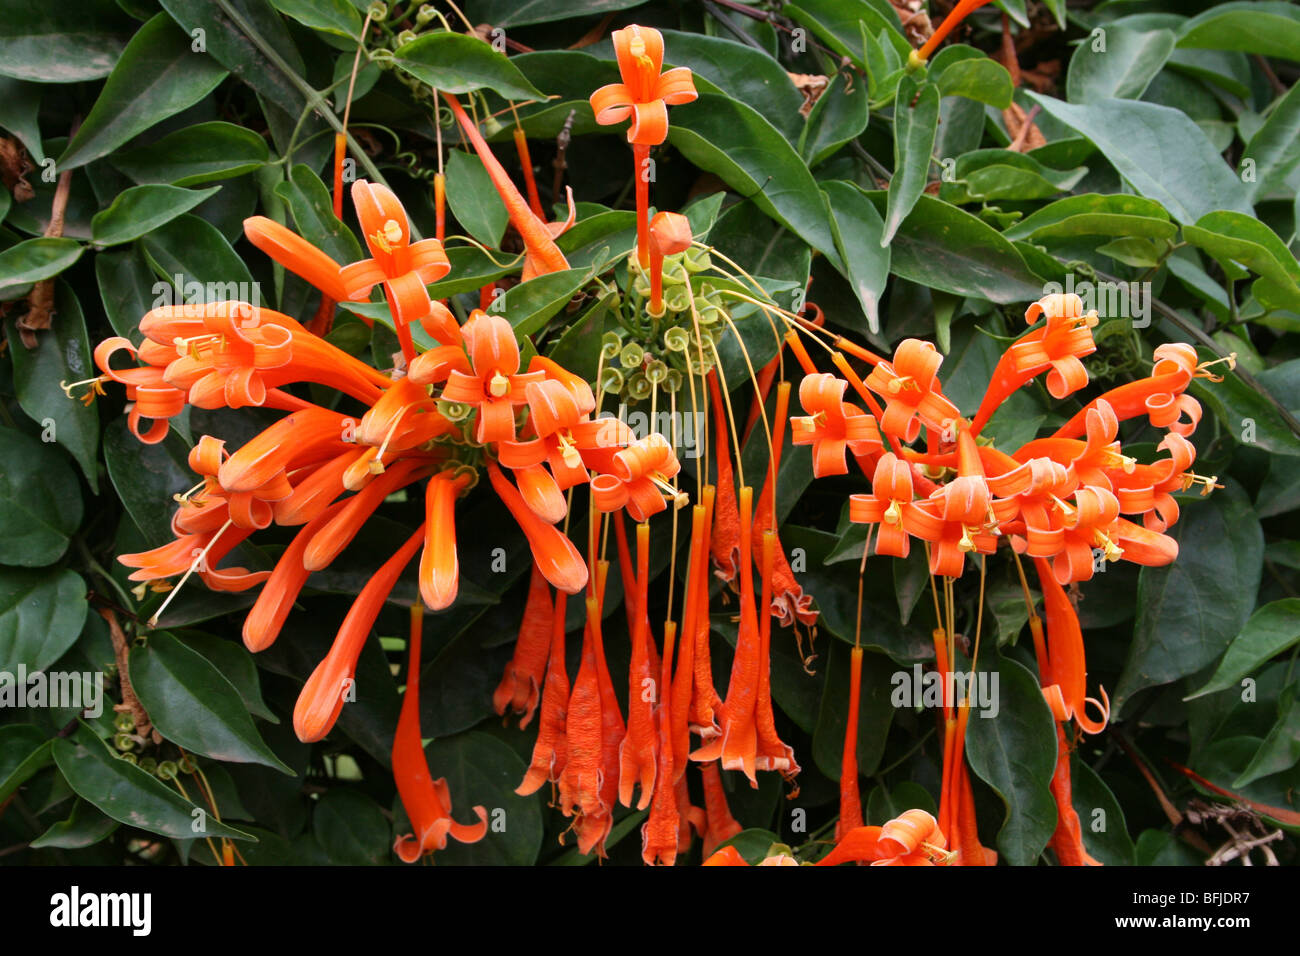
[1117, 483, 1265, 710]
[91, 184, 220, 247]
[269, 0, 360, 38]
[176, 631, 278, 722]
[0, 725, 52, 804]
[1027, 93, 1253, 225]
[466, 0, 646, 28]
[1178, 2, 1300, 62]
[141, 213, 254, 291]
[0, 567, 88, 674]
[0, 427, 83, 567]
[821, 180, 888, 334]
[498, 267, 590, 338]
[1235, 685, 1300, 787]
[935, 56, 1014, 108]
[801, 72, 870, 167]
[1183, 211, 1300, 313]
[1191, 366, 1300, 458]
[275, 164, 363, 265]
[1188, 599, 1300, 699]
[393, 32, 545, 101]
[881, 74, 939, 246]
[1243, 82, 1300, 201]
[783, 0, 911, 68]
[5, 283, 100, 487]
[445, 149, 509, 249]
[943, 149, 1087, 204]
[0, 238, 83, 299]
[669, 93, 842, 270]
[111, 121, 270, 186]
[103, 417, 193, 544]
[965, 654, 1058, 867]
[1002, 193, 1176, 243]
[52, 725, 255, 841]
[0, 77, 46, 163]
[812, 642, 895, 781]
[315, 789, 390, 865]
[0, 0, 134, 83]
[56, 14, 229, 171]
[130, 631, 293, 772]
[661, 30, 805, 143]
[415, 731, 543, 865]
[30, 799, 120, 849]
[866, 192, 1046, 302]
[427, 245, 516, 299]
[1066, 26, 1176, 103]
[1072, 761, 1136, 865]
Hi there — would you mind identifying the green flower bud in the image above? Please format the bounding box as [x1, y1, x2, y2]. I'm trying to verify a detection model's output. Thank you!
[114, 733, 135, 752]
[118, 752, 138, 765]
[367, 1, 388, 21]
[619, 342, 645, 369]
[599, 366, 625, 394]
[663, 326, 690, 352]
[138, 757, 158, 775]
[645, 359, 668, 385]
[114, 712, 135, 732]
[684, 247, 712, 273]
[601, 331, 623, 360]
[663, 368, 683, 392]
[626, 372, 652, 401]
[395, 29, 418, 47]
[157, 760, 179, 781]
[665, 286, 692, 313]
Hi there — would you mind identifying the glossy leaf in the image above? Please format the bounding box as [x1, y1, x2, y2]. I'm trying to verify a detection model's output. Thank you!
[56, 14, 229, 171]
[53, 725, 256, 841]
[881, 74, 939, 246]
[0, 0, 134, 83]
[393, 32, 546, 101]
[130, 631, 292, 772]
[0, 567, 88, 676]
[0, 427, 83, 567]
[1118, 483, 1265, 710]
[112, 121, 270, 186]
[91, 184, 221, 247]
[1066, 26, 1176, 103]
[1188, 599, 1300, 700]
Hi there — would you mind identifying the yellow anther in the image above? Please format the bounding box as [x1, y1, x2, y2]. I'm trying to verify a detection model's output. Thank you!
[957, 525, 976, 553]
[884, 499, 902, 525]
[488, 370, 511, 398]
[1094, 531, 1123, 562]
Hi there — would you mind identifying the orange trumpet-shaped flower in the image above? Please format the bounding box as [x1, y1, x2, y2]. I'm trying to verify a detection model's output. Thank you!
[1047, 721, 1101, 866]
[836, 645, 865, 841]
[495, 562, 556, 727]
[339, 180, 454, 344]
[647, 211, 693, 314]
[817, 809, 949, 866]
[441, 312, 545, 444]
[393, 605, 489, 862]
[971, 293, 1099, 434]
[642, 620, 680, 865]
[790, 373, 882, 477]
[590, 24, 699, 147]
[1112, 431, 1197, 532]
[418, 471, 472, 610]
[914, 0, 995, 63]
[486, 461, 588, 594]
[294, 526, 424, 743]
[559, 595, 625, 856]
[864, 339, 960, 444]
[707, 369, 742, 582]
[691, 486, 763, 786]
[699, 760, 743, 857]
[753, 531, 798, 777]
[244, 216, 351, 304]
[619, 521, 659, 811]
[1053, 343, 1204, 439]
[443, 94, 570, 280]
[516, 588, 571, 795]
[849, 452, 918, 559]
[590, 25, 698, 267]
[1033, 557, 1109, 735]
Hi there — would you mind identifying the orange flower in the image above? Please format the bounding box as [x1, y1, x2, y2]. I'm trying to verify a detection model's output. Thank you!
[790, 372, 882, 477]
[294, 527, 424, 743]
[590, 25, 699, 147]
[486, 461, 588, 594]
[817, 809, 949, 866]
[339, 179, 455, 357]
[914, 0, 996, 63]
[441, 311, 545, 444]
[244, 216, 351, 304]
[516, 588, 571, 795]
[647, 211, 693, 314]
[393, 605, 489, 862]
[619, 521, 658, 811]
[494, 562, 556, 727]
[864, 339, 959, 444]
[443, 94, 570, 280]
